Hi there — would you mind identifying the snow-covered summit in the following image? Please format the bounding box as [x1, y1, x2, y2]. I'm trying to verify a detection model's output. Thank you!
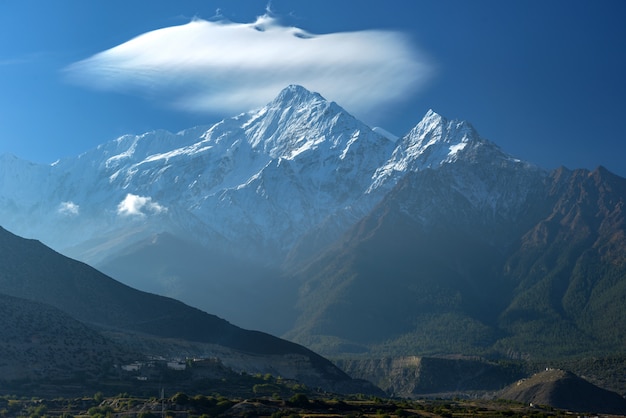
[0, 86, 539, 266]
[368, 109, 534, 193]
[241, 84, 383, 160]
[270, 84, 325, 108]
[400, 109, 483, 164]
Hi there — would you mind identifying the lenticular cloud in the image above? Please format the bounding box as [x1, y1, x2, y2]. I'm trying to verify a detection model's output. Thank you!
[64, 15, 432, 117]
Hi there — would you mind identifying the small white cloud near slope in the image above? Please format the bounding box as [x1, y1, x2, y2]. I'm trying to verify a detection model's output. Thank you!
[64, 14, 433, 117]
[117, 194, 166, 217]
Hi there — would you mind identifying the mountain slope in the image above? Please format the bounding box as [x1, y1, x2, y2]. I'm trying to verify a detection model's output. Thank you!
[95, 232, 296, 334]
[499, 369, 626, 415]
[499, 166, 626, 356]
[285, 161, 626, 359]
[0, 225, 373, 393]
[285, 117, 550, 356]
[0, 292, 134, 383]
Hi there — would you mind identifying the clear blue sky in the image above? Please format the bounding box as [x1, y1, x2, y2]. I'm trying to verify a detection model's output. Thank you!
[1, 0, 625, 177]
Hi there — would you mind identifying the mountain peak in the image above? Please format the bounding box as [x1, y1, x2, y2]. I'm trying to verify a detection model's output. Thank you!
[242, 84, 370, 158]
[368, 109, 530, 193]
[411, 109, 474, 140]
[271, 84, 326, 108]
[422, 108, 446, 123]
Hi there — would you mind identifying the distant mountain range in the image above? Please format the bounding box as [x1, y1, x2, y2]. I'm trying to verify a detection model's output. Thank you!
[0, 85, 625, 375]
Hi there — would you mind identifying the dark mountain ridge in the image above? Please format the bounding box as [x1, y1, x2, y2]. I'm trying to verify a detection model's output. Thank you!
[0, 225, 375, 393]
[0, 292, 134, 383]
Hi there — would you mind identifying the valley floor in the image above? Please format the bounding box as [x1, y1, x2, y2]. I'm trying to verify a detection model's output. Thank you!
[1, 392, 618, 418]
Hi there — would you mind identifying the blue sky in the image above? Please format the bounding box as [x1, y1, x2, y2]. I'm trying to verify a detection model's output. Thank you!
[1, 0, 625, 177]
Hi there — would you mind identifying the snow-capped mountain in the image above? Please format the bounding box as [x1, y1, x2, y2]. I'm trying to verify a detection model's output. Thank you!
[0, 85, 402, 265]
[3, 84, 626, 395]
[0, 85, 550, 331]
[370, 109, 540, 192]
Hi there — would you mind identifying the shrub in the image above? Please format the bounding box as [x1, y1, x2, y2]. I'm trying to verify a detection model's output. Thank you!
[288, 394, 309, 407]
[171, 392, 189, 405]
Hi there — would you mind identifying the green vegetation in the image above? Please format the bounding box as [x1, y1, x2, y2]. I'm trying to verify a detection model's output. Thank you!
[0, 393, 577, 418]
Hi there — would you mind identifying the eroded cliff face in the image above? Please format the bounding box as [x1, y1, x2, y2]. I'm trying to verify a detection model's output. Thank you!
[335, 356, 522, 398]
[210, 349, 383, 395]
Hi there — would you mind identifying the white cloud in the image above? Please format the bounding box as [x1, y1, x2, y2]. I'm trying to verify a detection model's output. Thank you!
[117, 193, 167, 217]
[58, 201, 80, 216]
[64, 15, 433, 119]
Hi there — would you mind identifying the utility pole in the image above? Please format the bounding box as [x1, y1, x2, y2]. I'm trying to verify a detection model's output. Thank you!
[161, 387, 165, 418]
